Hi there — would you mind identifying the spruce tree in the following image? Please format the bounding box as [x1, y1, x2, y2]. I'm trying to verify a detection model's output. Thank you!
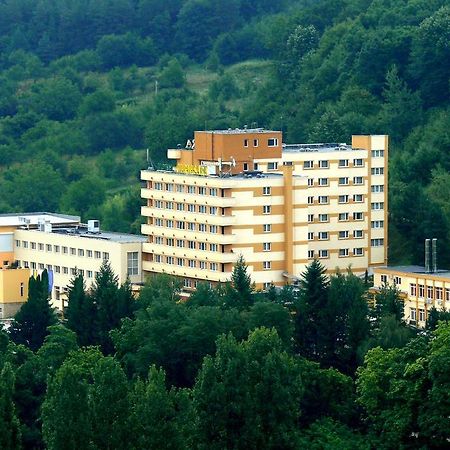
[225, 255, 254, 309]
[65, 274, 98, 347]
[9, 270, 56, 352]
[294, 259, 329, 360]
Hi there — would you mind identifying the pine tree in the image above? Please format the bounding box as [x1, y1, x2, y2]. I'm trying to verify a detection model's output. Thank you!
[225, 255, 254, 309]
[9, 270, 56, 352]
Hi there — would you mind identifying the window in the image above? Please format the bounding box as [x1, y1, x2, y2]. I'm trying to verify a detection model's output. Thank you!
[436, 287, 443, 301]
[318, 249, 329, 258]
[166, 219, 174, 228]
[155, 200, 163, 209]
[353, 194, 363, 203]
[371, 185, 384, 193]
[166, 201, 174, 210]
[103, 252, 110, 261]
[55, 265, 60, 273]
[353, 212, 364, 220]
[22, 241, 28, 248]
[166, 238, 174, 247]
[419, 309, 425, 322]
[20, 282, 24, 297]
[371, 167, 384, 175]
[15, 240, 21, 247]
[165, 183, 173, 192]
[53, 245, 59, 252]
[188, 260, 196, 268]
[308, 214, 314, 223]
[353, 158, 364, 167]
[188, 241, 196, 249]
[308, 196, 314, 204]
[319, 214, 328, 222]
[371, 238, 384, 247]
[338, 195, 349, 203]
[154, 182, 163, 190]
[39, 243, 44, 251]
[371, 220, 384, 228]
[371, 202, 384, 210]
[71, 268, 77, 276]
[70, 247, 76, 255]
[243, 163, 249, 171]
[199, 224, 207, 232]
[427, 286, 433, 300]
[318, 196, 328, 204]
[263, 186, 271, 195]
[210, 207, 217, 215]
[210, 225, 218, 233]
[353, 247, 364, 256]
[371, 150, 384, 157]
[199, 261, 207, 270]
[263, 261, 271, 270]
[268, 162, 278, 170]
[339, 213, 349, 221]
[303, 161, 313, 169]
[176, 239, 185, 248]
[268, 138, 278, 147]
[419, 284, 425, 298]
[318, 177, 328, 186]
[308, 178, 314, 186]
[78, 249, 84, 257]
[46, 244, 52, 252]
[176, 184, 184, 193]
[354, 230, 364, 238]
[155, 218, 163, 227]
[210, 243, 218, 252]
[339, 177, 349, 185]
[210, 188, 217, 196]
[339, 231, 349, 239]
[308, 232, 314, 241]
[319, 160, 329, 168]
[176, 203, 184, 211]
[308, 250, 314, 259]
[199, 242, 207, 251]
[263, 242, 271, 251]
[166, 256, 174, 265]
[410, 307, 417, 321]
[31, 262, 36, 269]
[263, 224, 272, 233]
[210, 263, 218, 271]
[254, 163, 259, 170]
[353, 176, 364, 185]
[199, 205, 207, 213]
[381, 275, 387, 283]
[445, 288, 450, 302]
[187, 204, 195, 213]
[155, 254, 163, 263]
[338, 159, 348, 168]
[126, 251, 139, 275]
[244, 139, 249, 147]
[188, 222, 195, 231]
[176, 221, 185, 230]
[263, 282, 272, 290]
[177, 258, 184, 267]
[87, 270, 93, 278]
[263, 205, 271, 214]
[95, 251, 101, 258]
[410, 284, 417, 296]
[198, 187, 206, 195]
[394, 276, 402, 285]
[318, 231, 328, 240]
[187, 185, 195, 194]
[31, 242, 37, 250]
[339, 248, 349, 257]
[253, 139, 259, 147]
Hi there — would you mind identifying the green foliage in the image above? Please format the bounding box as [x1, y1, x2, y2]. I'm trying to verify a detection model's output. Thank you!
[9, 271, 57, 352]
[225, 255, 254, 309]
[0, 363, 21, 450]
[193, 328, 304, 449]
[158, 58, 186, 88]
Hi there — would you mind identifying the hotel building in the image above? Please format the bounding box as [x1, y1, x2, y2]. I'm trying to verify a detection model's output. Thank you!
[373, 265, 450, 328]
[0, 213, 146, 315]
[141, 128, 388, 291]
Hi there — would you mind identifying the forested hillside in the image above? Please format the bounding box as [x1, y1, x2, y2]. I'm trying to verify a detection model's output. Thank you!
[0, 0, 449, 265]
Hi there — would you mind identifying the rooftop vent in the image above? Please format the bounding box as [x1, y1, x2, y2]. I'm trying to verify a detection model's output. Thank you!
[88, 220, 100, 234]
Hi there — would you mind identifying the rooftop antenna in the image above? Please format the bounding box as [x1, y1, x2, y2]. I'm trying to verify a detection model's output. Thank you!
[425, 239, 431, 273]
[432, 238, 437, 273]
[146, 148, 154, 170]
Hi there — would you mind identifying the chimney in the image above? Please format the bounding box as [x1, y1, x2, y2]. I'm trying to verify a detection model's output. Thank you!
[425, 239, 431, 273]
[432, 238, 437, 273]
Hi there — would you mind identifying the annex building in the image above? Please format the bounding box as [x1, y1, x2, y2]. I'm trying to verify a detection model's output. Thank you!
[0, 212, 146, 316]
[141, 128, 388, 292]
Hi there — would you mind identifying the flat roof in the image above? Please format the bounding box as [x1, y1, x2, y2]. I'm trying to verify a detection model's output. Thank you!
[0, 212, 80, 227]
[18, 227, 147, 244]
[202, 128, 279, 135]
[375, 265, 450, 279]
[283, 143, 353, 153]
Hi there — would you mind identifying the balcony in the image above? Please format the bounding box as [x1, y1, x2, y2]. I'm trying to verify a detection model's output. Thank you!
[141, 188, 236, 207]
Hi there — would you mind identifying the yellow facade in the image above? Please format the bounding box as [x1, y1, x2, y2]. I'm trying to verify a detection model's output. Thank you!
[373, 266, 450, 328]
[141, 129, 389, 291]
[0, 267, 30, 318]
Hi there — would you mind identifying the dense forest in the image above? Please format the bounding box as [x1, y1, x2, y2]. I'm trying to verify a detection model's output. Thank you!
[0, 0, 449, 265]
[2, 258, 450, 449]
